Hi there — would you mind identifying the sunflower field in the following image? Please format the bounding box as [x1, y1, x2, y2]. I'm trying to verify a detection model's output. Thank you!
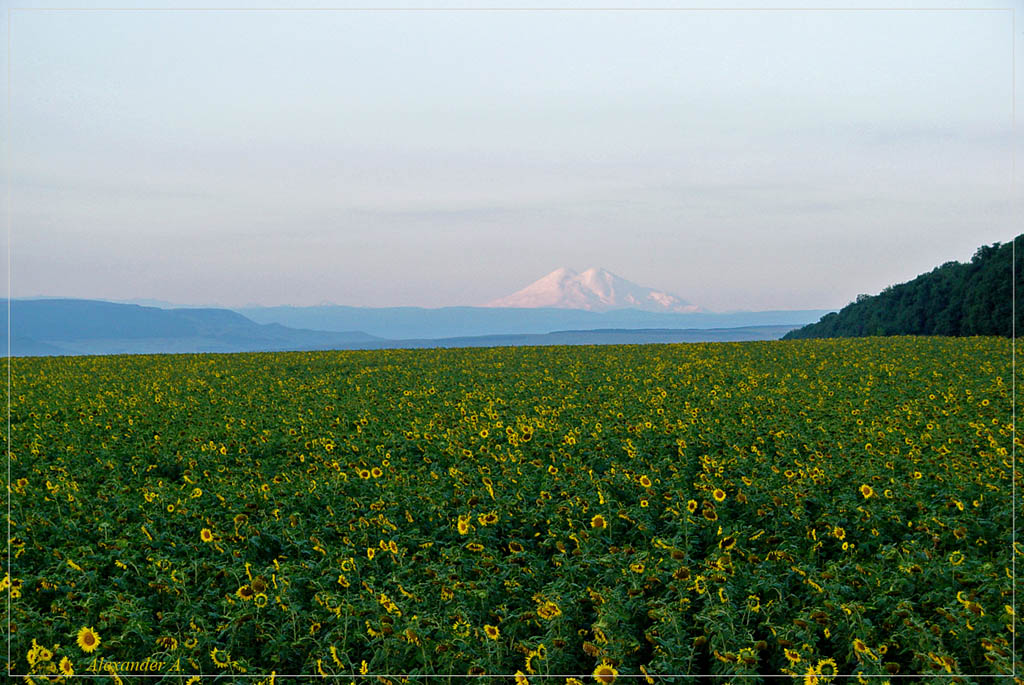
[3, 336, 1020, 682]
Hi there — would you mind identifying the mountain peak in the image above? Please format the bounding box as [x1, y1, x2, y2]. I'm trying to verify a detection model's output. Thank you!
[485, 267, 702, 313]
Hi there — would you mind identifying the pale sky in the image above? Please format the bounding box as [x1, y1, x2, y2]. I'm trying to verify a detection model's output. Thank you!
[5, 0, 1020, 311]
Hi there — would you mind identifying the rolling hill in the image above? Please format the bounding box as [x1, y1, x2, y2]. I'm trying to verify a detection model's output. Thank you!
[783, 235, 1022, 339]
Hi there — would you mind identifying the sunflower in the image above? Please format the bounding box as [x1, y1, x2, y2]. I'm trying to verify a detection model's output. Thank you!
[478, 512, 499, 526]
[211, 647, 231, 667]
[457, 515, 471, 535]
[366, 547, 376, 560]
[58, 656, 74, 676]
[949, 551, 965, 566]
[251, 576, 268, 593]
[200, 528, 214, 543]
[712, 488, 727, 502]
[484, 624, 500, 640]
[639, 475, 652, 488]
[784, 648, 801, 664]
[686, 499, 698, 513]
[590, 514, 607, 529]
[536, 601, 562, 620]
[466, 542, 484, 552]
[593, 661, 618, 684]
[852, 639, 876, 660]
[629, 562, 645, 573]
[816, 658, 838, 676]
[156, 636, 178, 650]
[719, 535, 737, 551]
[509, 541, 524, 553]
[76, 626, 100, 653]
[514, 671, 529, 685]
[639, 499, 649, 508]
[236, 584, 254, 601]
[254, 593, 268, 607]
[859, 484, 874, 499]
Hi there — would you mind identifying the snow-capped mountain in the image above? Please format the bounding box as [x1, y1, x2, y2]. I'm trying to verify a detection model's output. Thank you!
[484, 267, 702, 313]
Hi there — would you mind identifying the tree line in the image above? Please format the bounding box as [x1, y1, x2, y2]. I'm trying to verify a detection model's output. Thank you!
[783, 235, 1022, 339]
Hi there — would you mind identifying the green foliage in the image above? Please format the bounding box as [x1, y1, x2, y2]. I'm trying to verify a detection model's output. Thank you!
[784, 235, 1022, 340]
[3, 338, 1019, 681]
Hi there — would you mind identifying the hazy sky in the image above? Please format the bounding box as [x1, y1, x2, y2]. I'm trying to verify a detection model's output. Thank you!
[5, 0, 1020, 311]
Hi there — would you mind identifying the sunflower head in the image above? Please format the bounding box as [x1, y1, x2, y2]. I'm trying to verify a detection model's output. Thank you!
[210, 647, 231, 667]
[639, 475, 652, 488]
[712, 488, 727, 502]
[590, 514, 607, 529]
[484, 624, 500, 640]
[593, 662, 618, 684]
[76, 626, 100, 653]
[200, 528, 214, 543]
[236, 585, 254, 601]
[59, 656, 74, 676]
[860, 484, 874, 499]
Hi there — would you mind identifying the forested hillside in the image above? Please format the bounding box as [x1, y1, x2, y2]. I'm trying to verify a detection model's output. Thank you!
[783, 235, 1022, 339]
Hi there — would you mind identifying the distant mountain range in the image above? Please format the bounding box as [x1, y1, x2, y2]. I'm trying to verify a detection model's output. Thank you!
[484, 267, 702, 313]
[1, 299, 378, 357]
[3, 299, 831, 357]
[784, 234, 1021, 339]
[237, 304, 833, 340]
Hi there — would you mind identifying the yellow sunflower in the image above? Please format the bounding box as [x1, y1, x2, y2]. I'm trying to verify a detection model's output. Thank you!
[58, 656, 74, 676]
[76, 627, 100, 653]
[860, 484, 874, 499]
[536, 601, 562, 620]
[200, 528, 214, 543]
[211, 647, 231, 667]
[590, 514, 607, 529]
[484, 624, 500, 640]
[712, 488, 727, 502]
[593, 661, 618, 684]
